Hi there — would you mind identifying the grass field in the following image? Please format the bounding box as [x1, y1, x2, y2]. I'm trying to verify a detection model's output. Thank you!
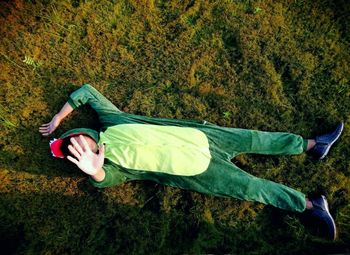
[0, 0, 349, 254]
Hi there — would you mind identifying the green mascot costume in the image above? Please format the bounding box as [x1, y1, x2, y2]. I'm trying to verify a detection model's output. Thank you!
[51, 84, 308, 212]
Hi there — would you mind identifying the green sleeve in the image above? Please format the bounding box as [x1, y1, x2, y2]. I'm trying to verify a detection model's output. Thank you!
[89, 162, 128, 188]
[68, 84, 122, 125]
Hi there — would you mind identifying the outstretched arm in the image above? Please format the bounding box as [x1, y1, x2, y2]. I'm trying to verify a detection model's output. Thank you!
[39, 102, 74, 136]
[39, 84, 122, 136]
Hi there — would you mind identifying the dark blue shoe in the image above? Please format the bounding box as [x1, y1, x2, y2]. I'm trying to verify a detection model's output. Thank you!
[310, 123, 344, 160]
[308, 195, 337, 240]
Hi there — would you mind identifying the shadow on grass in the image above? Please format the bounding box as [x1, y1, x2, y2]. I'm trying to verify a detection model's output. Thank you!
[1, 185, 349, 255]
[0, 82, 104, 178]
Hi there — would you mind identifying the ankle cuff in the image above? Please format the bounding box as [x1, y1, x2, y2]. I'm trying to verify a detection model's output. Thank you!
[303, 139, 308, 152]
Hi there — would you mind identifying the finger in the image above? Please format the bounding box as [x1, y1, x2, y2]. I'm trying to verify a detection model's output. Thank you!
[70, 137, 84, 154]
[98, 144, 105, 156]
[39, 126, 50, 130]
[40, 123, 51, 127]
[68, 144, 81, 159]
[98, 144, 105, 161]
[67, 155, 79, 165]
[79, 135, 90, 151]
[41, 132, 50, 136]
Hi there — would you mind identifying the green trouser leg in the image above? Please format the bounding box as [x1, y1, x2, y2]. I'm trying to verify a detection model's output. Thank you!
[198, 126, 308, 158]
[195, 127, 308, 212]
[194, 157, 306, 212]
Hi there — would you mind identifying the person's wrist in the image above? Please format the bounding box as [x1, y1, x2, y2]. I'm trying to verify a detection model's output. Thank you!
[52, 114, 61, 124]
[91, 168, 105, 182]
[56, 113, 63, 120]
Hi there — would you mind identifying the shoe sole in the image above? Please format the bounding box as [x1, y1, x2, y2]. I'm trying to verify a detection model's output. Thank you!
[321, 195, 337, 240]
[319, 123, 344, 160]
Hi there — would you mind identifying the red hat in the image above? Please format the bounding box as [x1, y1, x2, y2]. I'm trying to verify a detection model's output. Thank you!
[49, 128, 99, 159]
[49, 138, 65, 158]
[49, 132, 89, 158]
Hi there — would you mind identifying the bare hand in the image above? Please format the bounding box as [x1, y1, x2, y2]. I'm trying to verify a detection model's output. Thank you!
[39, 114, 61, 136]
[67, 135, 105, 176]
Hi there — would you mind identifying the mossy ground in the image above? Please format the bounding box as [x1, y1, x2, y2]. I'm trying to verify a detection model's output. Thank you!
[0, 0, 349, 254]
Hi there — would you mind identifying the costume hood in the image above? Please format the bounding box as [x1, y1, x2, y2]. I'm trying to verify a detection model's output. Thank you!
[49, 128, 99, 158]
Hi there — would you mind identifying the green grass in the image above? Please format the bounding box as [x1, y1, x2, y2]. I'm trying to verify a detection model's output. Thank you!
[0, 0, 349, 254]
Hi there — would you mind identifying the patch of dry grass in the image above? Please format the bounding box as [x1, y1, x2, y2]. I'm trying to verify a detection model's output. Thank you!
[0, 0, 349, 253]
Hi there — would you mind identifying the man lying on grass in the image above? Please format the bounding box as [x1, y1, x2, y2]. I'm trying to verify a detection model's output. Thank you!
[39, 84, 344, 240]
